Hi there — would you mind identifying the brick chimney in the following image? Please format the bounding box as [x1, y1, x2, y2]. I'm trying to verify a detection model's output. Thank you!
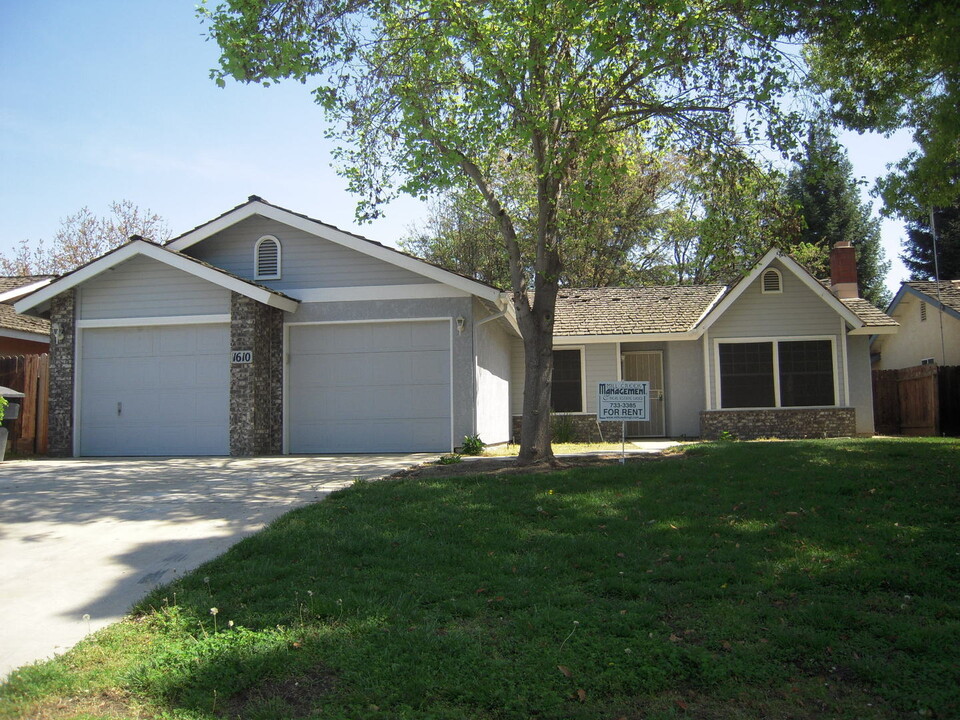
[830, 241, 858, 299]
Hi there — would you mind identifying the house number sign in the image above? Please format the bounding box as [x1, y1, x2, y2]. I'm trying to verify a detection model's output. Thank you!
[231, 350, 253, 364]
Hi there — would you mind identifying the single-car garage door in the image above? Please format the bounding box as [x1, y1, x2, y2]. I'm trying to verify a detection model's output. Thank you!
[287, 320, 451, 453]
[79, 324, 230, 456]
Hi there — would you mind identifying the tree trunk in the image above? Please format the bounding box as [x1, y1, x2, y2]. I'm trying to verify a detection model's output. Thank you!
[515, 281, 560, 466]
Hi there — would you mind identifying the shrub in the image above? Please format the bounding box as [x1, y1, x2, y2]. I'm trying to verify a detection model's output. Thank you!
[460, 434, 484, 455]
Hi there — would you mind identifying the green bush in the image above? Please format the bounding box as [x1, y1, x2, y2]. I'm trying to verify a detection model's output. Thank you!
[460, 434, 484, 455]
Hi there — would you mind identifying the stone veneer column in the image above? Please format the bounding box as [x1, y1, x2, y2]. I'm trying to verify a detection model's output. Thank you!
[47, 290, 77, 457]
[229, 293, 284, 455]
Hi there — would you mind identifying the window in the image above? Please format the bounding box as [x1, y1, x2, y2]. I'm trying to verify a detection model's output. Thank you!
[761, 268, 782, 294]
[255, 235, 281, 280]
[921, 357, 937, 366]
[551, 349, 583, 412]
[718, 339, 835, 409]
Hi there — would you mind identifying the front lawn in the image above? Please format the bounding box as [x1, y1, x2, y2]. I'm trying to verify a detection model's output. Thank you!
[2, 438, 958, 719]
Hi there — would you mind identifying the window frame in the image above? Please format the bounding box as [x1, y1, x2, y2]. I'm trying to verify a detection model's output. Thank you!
[550, 345, 587, 414]
[254, 235, 282, 280]
[714, 335, 839, 410]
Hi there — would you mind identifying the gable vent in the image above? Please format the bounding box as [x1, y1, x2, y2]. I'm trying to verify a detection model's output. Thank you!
[761, 268, 782, 294]
[255, 235, 281, 280]
[920, 301, 927, 322]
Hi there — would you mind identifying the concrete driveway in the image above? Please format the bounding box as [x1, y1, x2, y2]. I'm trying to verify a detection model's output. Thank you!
[0, 454, 432, 680]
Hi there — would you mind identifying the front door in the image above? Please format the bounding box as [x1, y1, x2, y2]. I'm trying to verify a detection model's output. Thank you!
[621, 351, 665, 437]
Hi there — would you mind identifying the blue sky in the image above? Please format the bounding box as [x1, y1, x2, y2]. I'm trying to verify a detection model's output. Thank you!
[1, 0, 914, 295]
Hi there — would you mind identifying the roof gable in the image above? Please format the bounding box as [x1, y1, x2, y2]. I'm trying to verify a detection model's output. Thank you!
[889, 281, 960, 322]
[14, 239, 300, 316]
[167, 196, 503, 303]
[696, 248, 865, 332]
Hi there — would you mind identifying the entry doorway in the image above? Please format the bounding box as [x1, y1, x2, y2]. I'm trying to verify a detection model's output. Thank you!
[621, 351, 665, 437]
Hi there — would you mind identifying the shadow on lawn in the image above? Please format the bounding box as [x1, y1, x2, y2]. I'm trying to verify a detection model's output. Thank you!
[131, 439, 960, 719]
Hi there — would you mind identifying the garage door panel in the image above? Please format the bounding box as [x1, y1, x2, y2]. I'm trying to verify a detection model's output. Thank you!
[80, 325, 229, 456]
[288, 320, 452, 453]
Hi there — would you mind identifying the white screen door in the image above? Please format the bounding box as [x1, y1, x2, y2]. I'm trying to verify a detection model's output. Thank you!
[621, 351, 665, 437]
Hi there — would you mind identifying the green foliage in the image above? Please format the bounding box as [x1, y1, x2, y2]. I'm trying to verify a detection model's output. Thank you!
[436, 453, 462, 465]
[785, 118, 890, 306]
[460, 434, 485, 456]
[802, 1, 960, 215]
[550, 414, 578, 443]
[0, 396, 7, 424]
[902, 203, 960, 282]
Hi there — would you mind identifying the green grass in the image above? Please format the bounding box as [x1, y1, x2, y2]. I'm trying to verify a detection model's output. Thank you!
[2, 438, 958, 719]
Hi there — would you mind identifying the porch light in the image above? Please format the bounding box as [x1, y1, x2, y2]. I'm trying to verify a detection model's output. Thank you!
[456, 316, 466, 335]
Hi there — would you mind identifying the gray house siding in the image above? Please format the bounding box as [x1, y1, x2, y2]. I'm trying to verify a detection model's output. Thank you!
[77, 255, 230, 320]
[621, 339, 704, 438]
[707, 259, 847, 406]
[184, 215, 435, 291]
[847, 335, 876, 435]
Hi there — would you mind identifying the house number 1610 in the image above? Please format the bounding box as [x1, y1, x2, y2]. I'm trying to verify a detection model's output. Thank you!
[231, 350, 253, 364]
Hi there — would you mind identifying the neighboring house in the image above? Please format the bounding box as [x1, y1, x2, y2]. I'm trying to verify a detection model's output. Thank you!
[872, 281, 960, 369]
[0, 276, 54, 355]
[14, 198, 897, 456]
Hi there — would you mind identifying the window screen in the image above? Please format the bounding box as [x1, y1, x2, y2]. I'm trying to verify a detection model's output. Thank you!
[551, 349, 582, 412]
[719, 342, 775, 408]
[778, 340, 834, 406]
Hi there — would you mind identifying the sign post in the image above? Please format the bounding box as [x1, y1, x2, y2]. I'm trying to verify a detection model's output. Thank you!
[597, 381, 650, 463]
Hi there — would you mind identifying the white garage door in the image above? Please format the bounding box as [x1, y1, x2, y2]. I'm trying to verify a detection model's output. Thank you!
[288, 320, 451, 453]
[79, 324, 230, 456]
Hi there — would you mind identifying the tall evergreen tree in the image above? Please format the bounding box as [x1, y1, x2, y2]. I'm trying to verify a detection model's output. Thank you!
[902, 204, 960, 281]
[785, 119, 890, 306]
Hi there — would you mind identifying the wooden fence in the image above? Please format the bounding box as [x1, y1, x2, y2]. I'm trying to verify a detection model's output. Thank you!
[0, 354, 49, 455]
[872, 364, 960, 437]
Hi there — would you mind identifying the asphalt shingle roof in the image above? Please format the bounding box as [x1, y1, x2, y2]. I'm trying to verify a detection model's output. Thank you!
[0, 276, 53, 336]
[553, 285, 726, 336]
[0, 275, 54, 296]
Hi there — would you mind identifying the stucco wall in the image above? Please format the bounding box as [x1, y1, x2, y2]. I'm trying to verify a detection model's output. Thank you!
[877, 293, 960, 369]
[474, 311, 512, 445]
[847, 335, 875, 435]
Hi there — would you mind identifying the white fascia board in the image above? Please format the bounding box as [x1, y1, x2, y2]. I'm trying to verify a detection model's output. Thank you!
[14, 240, 300, 315]
[697, 248, 863, 331]
[849, 325, 898, 336]
[168, 201, 503, 303]
[0, 328, 49, 342]
[288, 283, 471, 303]
[554, 331, 701, 344]
[0, 278, 54, 304]
[899, 284, 960, 321]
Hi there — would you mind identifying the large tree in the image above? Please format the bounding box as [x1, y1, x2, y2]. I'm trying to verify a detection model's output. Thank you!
[0, 200, 170, 276]
[902, 203, 960, 282]
[204, 0, 803, 464]
[401, 138, 674, 288]
[802, 1, 960, 216]
[785, 120, 890, 306]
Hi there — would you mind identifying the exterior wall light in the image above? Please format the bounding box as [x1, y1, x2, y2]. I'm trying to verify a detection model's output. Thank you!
[52, 322, 64, 344]
[456, 316, 466, 335]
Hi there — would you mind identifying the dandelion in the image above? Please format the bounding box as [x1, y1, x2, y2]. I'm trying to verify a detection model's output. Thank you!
[210, 606, 219, 632]
[82, 613, 91, 633]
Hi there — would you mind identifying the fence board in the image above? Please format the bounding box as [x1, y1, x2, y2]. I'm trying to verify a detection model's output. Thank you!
[0, 353, 49, 455]
[873, 364, 959, 437]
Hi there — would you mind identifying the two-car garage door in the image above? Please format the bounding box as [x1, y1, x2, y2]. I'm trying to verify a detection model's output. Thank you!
[79, 324, 230, 456]
[77, 320, 452, 456]
[287, 320, 452, 453]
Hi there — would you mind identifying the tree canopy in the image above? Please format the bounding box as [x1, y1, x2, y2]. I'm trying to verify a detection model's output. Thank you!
[785, 119, 890, 306]
[902, 203, 960, 282]
[204, 0, 804, 463]
[802, 0, 960, 216]
[0, 200, 170, 276]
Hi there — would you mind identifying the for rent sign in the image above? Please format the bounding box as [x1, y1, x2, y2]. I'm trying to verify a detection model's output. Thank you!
[598, 381, 649, 421]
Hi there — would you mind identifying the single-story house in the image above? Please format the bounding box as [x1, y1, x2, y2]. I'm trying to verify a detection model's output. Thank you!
[871, 280, 960, 369]
[14, 198, 897, 456]
[0, 276, 54, 355]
